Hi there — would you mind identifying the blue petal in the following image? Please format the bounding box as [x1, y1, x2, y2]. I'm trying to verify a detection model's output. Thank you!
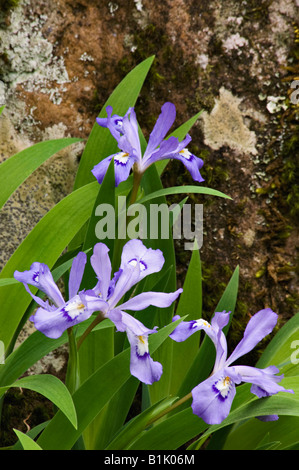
[92, 152, 136, 187]
[14, 262, 65, 308]
[226, 309, 278, 366]
[68, 252, 87, 299]
[191, 367, 239, 425]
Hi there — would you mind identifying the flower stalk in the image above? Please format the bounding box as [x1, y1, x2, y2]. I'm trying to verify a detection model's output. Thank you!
[146, 392, 192, 427]
[129, 167, 143, 206]
[65, 327, 80, 394]
[77, 312, 105, 350]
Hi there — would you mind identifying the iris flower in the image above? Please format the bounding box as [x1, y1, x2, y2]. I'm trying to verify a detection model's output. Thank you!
[170, 309, 294, 424]
[14, 252, 104, 340]
[14, 240, 182, 385]
[92, 102, 204, 186]
[86, 239, 183, 384]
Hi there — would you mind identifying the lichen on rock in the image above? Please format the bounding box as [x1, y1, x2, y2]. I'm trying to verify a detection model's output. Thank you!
[0, 0, 69, 107]
[200, 87, 258, 155]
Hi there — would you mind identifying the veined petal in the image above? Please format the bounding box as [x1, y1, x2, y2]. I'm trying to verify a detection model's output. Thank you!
[211, 310, 230, 331]
[91, 155, 112, 184]
[38, 264, 65, 308]
[128, 330, 163, 385]
[191, 367, 241, 425]
[92, 152, 136, 187]
[169, 315, 213, 342]
[141, 131, 205, 184]
[79, 292, 109, 317]
[169, 148, 204, 183]
[120, 239, 165, 281]
[22, 282, 55, 310]
[110, 310, 158, 336]
[143, 102, 176, 159]
[116, 311, 162, 385]
[68, 251, 87, 299]
[30, 294, 97, 339]
[107, 263, 141, 309]
[14, 262, 44, 288]
[210, 311, 230, 371]
[118, 288, 183, 312]
[108, 310, 162, 384]
[141, 135, 182, 170]
[234, 365, 294, 398]
[14, 262, 65, 308]
[96, 105, 124, 141]
[121, 108, 142, 162]
[107, 268, 123, 300]
[226, 308, 278, 366]
[90, 243, 112, 300]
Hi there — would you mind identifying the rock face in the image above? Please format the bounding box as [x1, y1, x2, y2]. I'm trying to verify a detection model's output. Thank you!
[0, 0, 298, 351]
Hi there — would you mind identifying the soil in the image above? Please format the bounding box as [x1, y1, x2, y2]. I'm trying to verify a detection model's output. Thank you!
[0, 0, 298, 447]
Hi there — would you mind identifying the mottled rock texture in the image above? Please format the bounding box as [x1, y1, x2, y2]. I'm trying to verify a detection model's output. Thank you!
[0, 0, 298, 354]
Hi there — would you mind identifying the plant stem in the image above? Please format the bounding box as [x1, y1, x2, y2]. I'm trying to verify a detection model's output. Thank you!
[65, 327, 80, 394]
[112, 167, 143, 272]
[129, 168, 143, 206]
[146, 392, 192, 427]
[77, 313, 105, 350]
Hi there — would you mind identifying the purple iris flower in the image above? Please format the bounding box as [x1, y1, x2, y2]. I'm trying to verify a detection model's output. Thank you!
[14, 252, 107, 340]
[170, 309, 294, 424]
[92, 102, 205, 186]
[15, 240, 182, 385]
[85, 239, 183, 384]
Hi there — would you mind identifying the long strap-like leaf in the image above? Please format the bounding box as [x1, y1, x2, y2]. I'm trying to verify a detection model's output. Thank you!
[0, 138, 82, 210]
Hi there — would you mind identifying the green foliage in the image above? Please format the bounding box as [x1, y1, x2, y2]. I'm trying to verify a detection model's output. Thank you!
[0, 0, 20, 13]
[0, 56, 297, 451]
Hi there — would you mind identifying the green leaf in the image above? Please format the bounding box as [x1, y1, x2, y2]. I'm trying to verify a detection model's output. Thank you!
[73, 56, 155, 190]
[137, 185, 231, 205]
[0, 181, 99, 351]
[256, 311, 299, 376]
[82, 157, 116, 284]
[13, 429, 43, 450]
[0, 105, 5, 116]
[90, 271, 182, 450]
[127, 378, 299, 450]
[0, 138, 82, 210]
[106, 396, 178, 450]
[89, 377, 139, 450]
[0, 278, 18, 287]
[169, 248, 202, 395]
[223, 415, 299, 450]
[138, 163, 177, 406]
[127, 406, 208, 450]
[68, 57, 153, 250]
[77, 160, 117, 449]
[0, 374, 77, 429]
[36, 317, 183, 450]
[0, 317, 114, 388]
[11, 421, 49, 450]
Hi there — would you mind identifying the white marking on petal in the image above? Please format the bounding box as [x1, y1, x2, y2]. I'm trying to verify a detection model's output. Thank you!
[137, 335, 149, 356]
[128, 258, 147, 271]
[194, 319, 211, 329]
[214, 376, 232, 399]
[179, 148, 193, 160]
[64, 296, 86, 320]
[128, 258, 138, 267]
[114, 152, 130, 165]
